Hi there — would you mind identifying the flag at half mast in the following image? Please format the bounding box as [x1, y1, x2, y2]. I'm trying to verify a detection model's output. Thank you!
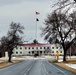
[36, 12, 40, 21]
[36, 12, 40, 15]
[36, 18, 39, 21]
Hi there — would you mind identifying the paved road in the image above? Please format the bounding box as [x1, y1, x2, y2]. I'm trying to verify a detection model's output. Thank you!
[0, 59, 75, 75]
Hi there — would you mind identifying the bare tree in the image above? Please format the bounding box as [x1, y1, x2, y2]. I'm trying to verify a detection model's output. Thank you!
[0, 22, 24, 62]
[42, 11, 76, 61]
[8, 22, 24, 62]
[41, 0, 76, 62]
[0, 36, 8, 57]
[52, 0, 76, 14]
[33, 39, 39, 44]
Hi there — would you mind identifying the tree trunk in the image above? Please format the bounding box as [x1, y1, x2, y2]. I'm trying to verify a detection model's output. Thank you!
[8, 50, 12, 62]
[62, 42, 67, 62]
[63, 49, 67, 61]
[8, 54, 12, 62]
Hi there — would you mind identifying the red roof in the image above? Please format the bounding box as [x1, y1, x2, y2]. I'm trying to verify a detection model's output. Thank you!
[19, 43, 51, 47]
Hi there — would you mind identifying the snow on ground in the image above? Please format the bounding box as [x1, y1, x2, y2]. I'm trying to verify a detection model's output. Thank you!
[66, 56, 76, 59]
[65, 56, 76, 70]
[12, 55, 76, 60]
[12, 55, 76, 70]
[58, 59, 63, 62]
[66, 64, 76, 69]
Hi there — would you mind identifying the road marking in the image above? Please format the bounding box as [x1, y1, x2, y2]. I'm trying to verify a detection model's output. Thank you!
[24, 61, 36, 75]
[24, 66, 32, 75]
[47, 61, 68, 75]
[41, 61, 49, 75]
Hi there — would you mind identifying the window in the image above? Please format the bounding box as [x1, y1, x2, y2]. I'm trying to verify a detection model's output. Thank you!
[60, 47, 62, 49]
[52, 47, 54, 49]
[29, 47, 30, 49]
[40, 51, 42, 54]
[56, 47, 58, 49]
[44, 47, 46, 49]
[60, 51, 62, 53]
[36, 47, 38, 49]
[32, 51, 34, 54]
[25, 47, 27, 49]
[52, 51, 54, 53]
[16, 52, 18, 54]
[37, 51, 39, 54]
[20, 52, 22, 54]
[40, 47, 42, 49]
[20, 47, 22, 49]
[32, 47, 34, 49]
[29, 51, 30, 54]
[47, 47, 49, 49]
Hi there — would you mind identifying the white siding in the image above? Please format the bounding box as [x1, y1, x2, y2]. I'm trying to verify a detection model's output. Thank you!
[12, 44, 64, 56]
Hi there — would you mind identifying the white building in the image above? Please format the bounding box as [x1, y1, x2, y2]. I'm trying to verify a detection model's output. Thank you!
[12, 43, 64, 56]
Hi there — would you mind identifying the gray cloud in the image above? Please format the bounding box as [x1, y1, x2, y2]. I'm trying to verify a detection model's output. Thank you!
[0, 0, 57, 43]
[0, 0, 25, 6]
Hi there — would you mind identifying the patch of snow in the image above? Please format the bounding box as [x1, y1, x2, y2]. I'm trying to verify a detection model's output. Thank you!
[70, 56, 76, 58]
[67, 56, 76, 59]
[58, 59, 63, 62]
[66, 64, 76, 69]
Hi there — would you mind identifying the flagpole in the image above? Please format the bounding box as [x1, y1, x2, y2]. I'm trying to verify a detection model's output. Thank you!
[35, 11, 39, 41]
[35, 12, 37, 55]
[35, 11, 40, 55]
[35, 11, 40, 44]
[36, 13, 37, 41]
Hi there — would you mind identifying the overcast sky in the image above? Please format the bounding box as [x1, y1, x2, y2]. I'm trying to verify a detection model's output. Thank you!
[0, 0, 57, 43]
